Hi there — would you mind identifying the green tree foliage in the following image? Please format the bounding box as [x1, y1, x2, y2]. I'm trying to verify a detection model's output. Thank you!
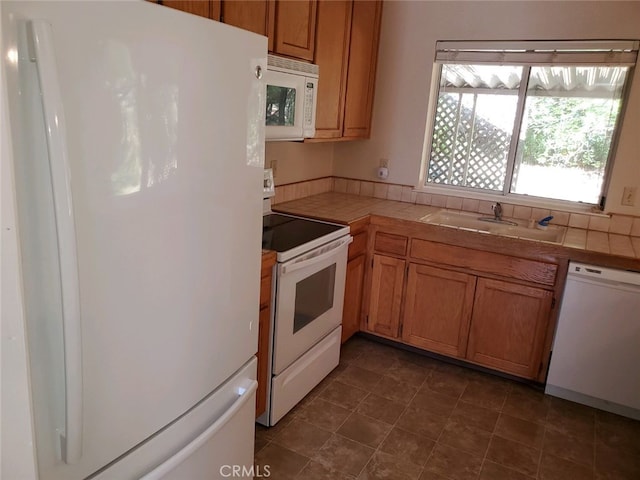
[519, 96, 620, 171]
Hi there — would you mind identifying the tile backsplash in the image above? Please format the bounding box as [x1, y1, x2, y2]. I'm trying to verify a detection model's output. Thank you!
[273, 177, 333, 205]
[273, 176, 640, 237]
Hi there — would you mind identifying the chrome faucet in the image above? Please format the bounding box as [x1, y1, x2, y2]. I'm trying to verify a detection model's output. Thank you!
[492, 202, 503, 221]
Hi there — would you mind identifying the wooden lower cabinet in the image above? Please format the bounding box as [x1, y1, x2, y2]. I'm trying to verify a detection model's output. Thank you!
[257, 251, 275, 418]
[363, 223, 558, 380]
[256, 306, 270, 417]
[341, 253, 366, 342]
[366, 254, 405, 338]
[402, 264, 476, 358]
[466, 278, 553, 379]
[341, 219, 369, 343]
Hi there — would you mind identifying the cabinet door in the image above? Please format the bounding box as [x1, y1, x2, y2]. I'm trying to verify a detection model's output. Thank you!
[313, 0, 352, 139]
[467, 278, 553, 379]
[256, 255, 274, 418]
[157, 1, 219, 19]
[342, 0, 382, 138]
[341, 253, 366, 343]
[222, 0, 275, 51]
[273, 0, 317, 61]
[256, 307, 270, 418]
[367, 255, 405, 338]
[402, 264, 476, 358]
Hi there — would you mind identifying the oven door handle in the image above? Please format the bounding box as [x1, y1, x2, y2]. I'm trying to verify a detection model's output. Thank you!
[281, 236, 352, 276]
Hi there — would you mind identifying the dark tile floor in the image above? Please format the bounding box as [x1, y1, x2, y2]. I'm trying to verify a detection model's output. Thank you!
[254, 336, 640, 480]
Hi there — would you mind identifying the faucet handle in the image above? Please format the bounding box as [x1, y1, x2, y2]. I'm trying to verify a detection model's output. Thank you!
[538, 215, 554, 226]
[492, 203, 503, 221]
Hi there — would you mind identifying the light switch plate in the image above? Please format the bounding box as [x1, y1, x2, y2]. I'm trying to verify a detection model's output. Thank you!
[622, 186, 637, 206]
[263, 168, 275, 198]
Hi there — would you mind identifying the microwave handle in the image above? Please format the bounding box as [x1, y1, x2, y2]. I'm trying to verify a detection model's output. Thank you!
[280, 236, 352, 276]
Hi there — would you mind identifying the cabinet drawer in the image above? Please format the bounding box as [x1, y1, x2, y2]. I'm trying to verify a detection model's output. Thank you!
[410, 239, 557, 286]
[374, 232, 408, 256]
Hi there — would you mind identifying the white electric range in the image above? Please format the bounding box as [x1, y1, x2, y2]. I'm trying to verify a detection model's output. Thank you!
[258, 171, 351, 426]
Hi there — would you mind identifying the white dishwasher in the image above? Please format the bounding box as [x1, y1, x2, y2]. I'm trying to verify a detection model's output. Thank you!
[546, 262, 640, 420]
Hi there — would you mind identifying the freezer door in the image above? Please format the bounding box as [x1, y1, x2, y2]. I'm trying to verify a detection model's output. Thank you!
[3, 1, 266, 479]
[93, 358, 257, 480]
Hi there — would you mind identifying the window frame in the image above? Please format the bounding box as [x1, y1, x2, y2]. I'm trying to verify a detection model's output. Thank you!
[418, 40, 638, 210]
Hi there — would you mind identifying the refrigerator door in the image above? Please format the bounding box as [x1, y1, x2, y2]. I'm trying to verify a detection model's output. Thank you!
[93, 358, 258, 480]
[2, 1, 266, 479]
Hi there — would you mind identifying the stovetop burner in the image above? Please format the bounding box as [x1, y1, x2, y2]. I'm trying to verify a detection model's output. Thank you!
[262, 213, 345, 254]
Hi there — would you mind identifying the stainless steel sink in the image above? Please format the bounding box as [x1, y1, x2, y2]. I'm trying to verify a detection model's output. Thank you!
[419, 209, 566, 244]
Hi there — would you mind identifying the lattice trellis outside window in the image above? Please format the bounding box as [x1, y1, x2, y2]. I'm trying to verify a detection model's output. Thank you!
[429, 93, 511, 191]
[423, 41, 638, 206]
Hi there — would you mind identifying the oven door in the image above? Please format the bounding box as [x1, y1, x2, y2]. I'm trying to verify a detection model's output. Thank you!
[272, 235, 352, 375]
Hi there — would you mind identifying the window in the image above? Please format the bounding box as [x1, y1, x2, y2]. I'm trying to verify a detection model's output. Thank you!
[423, 41, 638, 206]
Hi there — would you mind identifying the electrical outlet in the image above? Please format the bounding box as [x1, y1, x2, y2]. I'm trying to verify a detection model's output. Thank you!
[379, 158, 389, 169]
[271, 159, 278, 179]
[622, 186, 637, 206]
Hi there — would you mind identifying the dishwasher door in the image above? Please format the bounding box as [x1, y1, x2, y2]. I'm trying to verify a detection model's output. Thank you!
[546, 262, 640, 420]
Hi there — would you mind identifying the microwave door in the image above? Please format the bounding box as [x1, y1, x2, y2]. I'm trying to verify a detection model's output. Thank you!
[265, 70, 305, 141]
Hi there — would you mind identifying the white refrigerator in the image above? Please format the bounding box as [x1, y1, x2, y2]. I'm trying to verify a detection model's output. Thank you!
[1, 1, 266, 479]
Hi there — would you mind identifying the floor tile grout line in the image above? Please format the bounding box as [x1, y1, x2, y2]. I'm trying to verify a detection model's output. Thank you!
[292, 458, 311, 479]
[542, 399, 600, 476]
[260, 337, 640, 480]
[592, 411, 597, 479]
[317, 394, 376, 478]
[475, 383, 502, 480]
[293, 352, 430, 470]
[533, 417, 545, 479]
[421, 371, 466, 479]
[351, 362, 434, 479]
[535, 390, 554, 480]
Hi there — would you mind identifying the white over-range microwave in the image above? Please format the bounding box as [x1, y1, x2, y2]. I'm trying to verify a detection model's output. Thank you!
[265, 54, 319, 141]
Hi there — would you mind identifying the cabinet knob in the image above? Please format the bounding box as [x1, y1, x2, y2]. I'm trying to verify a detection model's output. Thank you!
[255, 65, 263, 79]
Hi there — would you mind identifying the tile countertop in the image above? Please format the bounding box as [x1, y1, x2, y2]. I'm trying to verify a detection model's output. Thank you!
[273, 192, 640, 269]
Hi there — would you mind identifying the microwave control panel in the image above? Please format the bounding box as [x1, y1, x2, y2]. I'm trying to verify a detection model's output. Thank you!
[304, 81, 315, 127]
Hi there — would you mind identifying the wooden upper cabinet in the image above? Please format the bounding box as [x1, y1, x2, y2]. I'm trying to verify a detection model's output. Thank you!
[152, 1, 220, 20]
[154, 0, 382, 139]
[367, 254, 405, 338]
[273, 0, 317, 61]
[221, 1, 275, 51]
[342, 0, 382, 138]
[313, 0, 382, 140]
[221, 0, 317, 60]
[402, 264, 476, 358]
[466, 278, 553, 379]
[313, 0, 352, 138]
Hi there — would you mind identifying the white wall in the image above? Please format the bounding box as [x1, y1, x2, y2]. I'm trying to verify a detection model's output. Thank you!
[333, 0, 640, 215]
[265, 141, 334, 185]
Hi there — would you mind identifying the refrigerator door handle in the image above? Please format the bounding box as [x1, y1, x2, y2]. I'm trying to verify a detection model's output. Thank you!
[29, 20, 83, 465]
[140, 380, 258, 480]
